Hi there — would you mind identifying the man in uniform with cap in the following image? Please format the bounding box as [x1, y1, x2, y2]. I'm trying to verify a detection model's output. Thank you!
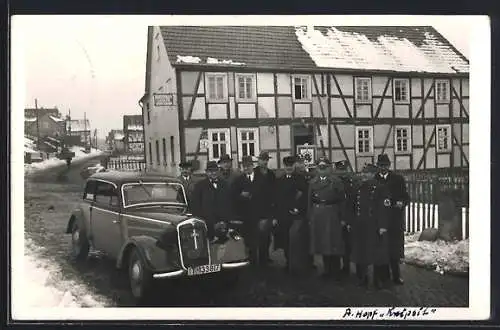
[350, 164, 391, 289]
[178, 160, 196, 203]
[218, 154, 240, 188]
[307, 156, 346, 280]
[374, 154, 410, 285]
[190, 161, 233, 240]
[335, 160, 359, 277]
[272, 156, 308, 272]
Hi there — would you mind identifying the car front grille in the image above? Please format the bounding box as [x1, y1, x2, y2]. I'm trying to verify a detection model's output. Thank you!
[178, 220, 210, 268]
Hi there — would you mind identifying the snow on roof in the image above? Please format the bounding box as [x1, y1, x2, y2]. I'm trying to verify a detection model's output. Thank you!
[206, 57, 246, 66]
[176, 55, 202, 64]
[66, 119, 90, 132]
[114, 133, 124, 140]
[25, 117, 36, 122]
[49, 116, 65, 122]
[127, 124, 143, 131]
[294, 26, 469, 74]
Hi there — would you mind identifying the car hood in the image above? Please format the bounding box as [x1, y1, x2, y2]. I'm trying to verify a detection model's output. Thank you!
[124, 209, 198, 225]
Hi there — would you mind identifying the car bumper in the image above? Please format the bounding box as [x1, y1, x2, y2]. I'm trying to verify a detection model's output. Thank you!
[152, 261, 250, 279]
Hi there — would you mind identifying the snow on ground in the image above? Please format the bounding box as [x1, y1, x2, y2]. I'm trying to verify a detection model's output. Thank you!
[24, 146, 103, 175]
[404, 232, 469, 275]
[18, 238, 111, 308]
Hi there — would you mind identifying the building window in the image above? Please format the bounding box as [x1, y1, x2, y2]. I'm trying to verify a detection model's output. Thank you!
[155, 140, 160, 165]
[237, 128, 260, 161]
[170, 136, 175, 164]
[393, 78, 410, 103]
[148, 142, 153, 165]
[292, 75, 312, 102]
[162, 138, 167, 164]
[355, 77, 372, 104]
[146, 102, 151, 123]
[235, 74, 256, 102]
[394, 126, 412, 154]
[207, 128, 231, 161]
[355, 126, 373, 155]
[206, 73, 228, 103]
[435, 79, 450, 104]
[436, 124, 452, 152]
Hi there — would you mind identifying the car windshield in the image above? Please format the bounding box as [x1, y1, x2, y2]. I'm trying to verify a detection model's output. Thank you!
[122, 182, 186, 207]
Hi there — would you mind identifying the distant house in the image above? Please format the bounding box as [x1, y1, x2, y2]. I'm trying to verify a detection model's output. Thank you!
[107, 129, 125, 152]
[66, 119, 91, 146]
[123, 115, 144, 154]
[24, 111, 65, 139]
[24, 107, 60, 119]
[140, 25, 469, 174]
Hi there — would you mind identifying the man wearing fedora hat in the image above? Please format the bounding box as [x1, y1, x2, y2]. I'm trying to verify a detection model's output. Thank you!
[374, 153, 410, 285]
[190, 161, 233, 240]
[218, 154, 240, 188]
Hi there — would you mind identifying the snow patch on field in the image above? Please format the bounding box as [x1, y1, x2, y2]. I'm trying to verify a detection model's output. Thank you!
[24, 147, 103, 174]
[18, 239, 111, 308]
[404, 232, 469, 275]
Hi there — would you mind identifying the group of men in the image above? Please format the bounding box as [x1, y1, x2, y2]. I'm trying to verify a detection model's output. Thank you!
[177, 150, 409, 290]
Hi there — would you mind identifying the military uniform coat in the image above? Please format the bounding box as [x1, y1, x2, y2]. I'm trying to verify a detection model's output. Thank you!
[190, 178, 233, 238]
[374, 172, 410, 259]
[351, 179, 391, 266]
[307, 174, 346, 256]
[272, 173, 307, 251]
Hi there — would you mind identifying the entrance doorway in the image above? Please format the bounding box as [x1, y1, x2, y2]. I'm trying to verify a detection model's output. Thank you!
[292, 124, 315, 155]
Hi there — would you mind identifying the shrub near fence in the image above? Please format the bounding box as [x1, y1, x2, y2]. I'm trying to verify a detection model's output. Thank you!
[403, 170, 469, 240]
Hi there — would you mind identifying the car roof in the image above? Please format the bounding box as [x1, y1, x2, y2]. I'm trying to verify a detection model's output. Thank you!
[88, 171, 184, 185]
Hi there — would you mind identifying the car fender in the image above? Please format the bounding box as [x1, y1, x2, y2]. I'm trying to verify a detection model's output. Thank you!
[65, 208, 87, 235]
[116, 235, 176, 272]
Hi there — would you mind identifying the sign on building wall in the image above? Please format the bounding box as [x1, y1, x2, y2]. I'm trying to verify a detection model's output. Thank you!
[154, 93, 176, 107]
[297, 144, 316, 167]
[199, 139, 209, 152]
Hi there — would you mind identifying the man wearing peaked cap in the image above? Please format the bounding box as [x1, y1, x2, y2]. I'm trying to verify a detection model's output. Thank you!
[189, 160, 233, 240]
[335, 160, 348, 172]
[374, 154, 409, 286]
[350, 162, 391, 289]
[307, 155, 347, 280]
[177, 160, 196, 203]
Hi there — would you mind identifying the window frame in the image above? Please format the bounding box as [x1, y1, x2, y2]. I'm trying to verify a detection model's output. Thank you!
[162, 137, 167, 164]
[236, 127, 260, 162]
[355, 77, 372, 104]
[205, 73, 229, 103]
[207, 128, 231, 161]
[394, 125, 412, 155]
[148, 142, 153, 165]
[355, 126, 374, 155]
[155, 140, 160, 165]
[235, 73, 257, 103]
[83, 180, 97, 202]
[94, 181, 119, 208]
[292, 74, 312, 103]
[393, 78, 410, 104]
[435, 124, 452, 153]
[435, 79, 450, 104]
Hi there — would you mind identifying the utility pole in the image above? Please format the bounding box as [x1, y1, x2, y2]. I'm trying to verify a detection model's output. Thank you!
[35, 98, 40, 150]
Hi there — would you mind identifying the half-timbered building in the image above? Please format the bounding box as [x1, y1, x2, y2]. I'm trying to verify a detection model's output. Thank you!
[140, 26, 469, 175]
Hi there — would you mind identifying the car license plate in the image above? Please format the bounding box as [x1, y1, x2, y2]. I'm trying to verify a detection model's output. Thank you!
[187, 264, 221, 276]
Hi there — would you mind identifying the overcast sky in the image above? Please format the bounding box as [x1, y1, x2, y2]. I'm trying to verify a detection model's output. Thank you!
[14, 16, 476, 138]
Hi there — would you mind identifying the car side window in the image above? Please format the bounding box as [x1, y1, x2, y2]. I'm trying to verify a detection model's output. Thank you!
[83, 180, 97, 201]
[95, 181, 119, 207]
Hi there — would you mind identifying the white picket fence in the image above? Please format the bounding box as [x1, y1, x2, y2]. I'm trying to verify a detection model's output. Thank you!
[405, 202, 469, 240]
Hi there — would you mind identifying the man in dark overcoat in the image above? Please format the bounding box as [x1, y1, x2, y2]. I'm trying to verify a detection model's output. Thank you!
[218, 154, 240, 188]
[177, 161, 197, 203]
[350, 164, 391, 289]
[272, 156, 307, 272]
[307, 156, 346, 280]
[232, 155, 274, 266]
[374, 154, 410, 285]
[190, 161, 233, 240]
[335, 160, 358, 277]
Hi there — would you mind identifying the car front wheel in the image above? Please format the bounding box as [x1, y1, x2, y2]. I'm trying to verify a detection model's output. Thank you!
[128, 249, 154, 303]
[71, 222, 89, 261]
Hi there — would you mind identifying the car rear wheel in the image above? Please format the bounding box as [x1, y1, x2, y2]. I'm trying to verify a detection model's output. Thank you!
[71, 222, 89, 261]
[128, 249, 154, 303]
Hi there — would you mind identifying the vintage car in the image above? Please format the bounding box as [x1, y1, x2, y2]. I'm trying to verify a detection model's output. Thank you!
[65, 171, 249, 301]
